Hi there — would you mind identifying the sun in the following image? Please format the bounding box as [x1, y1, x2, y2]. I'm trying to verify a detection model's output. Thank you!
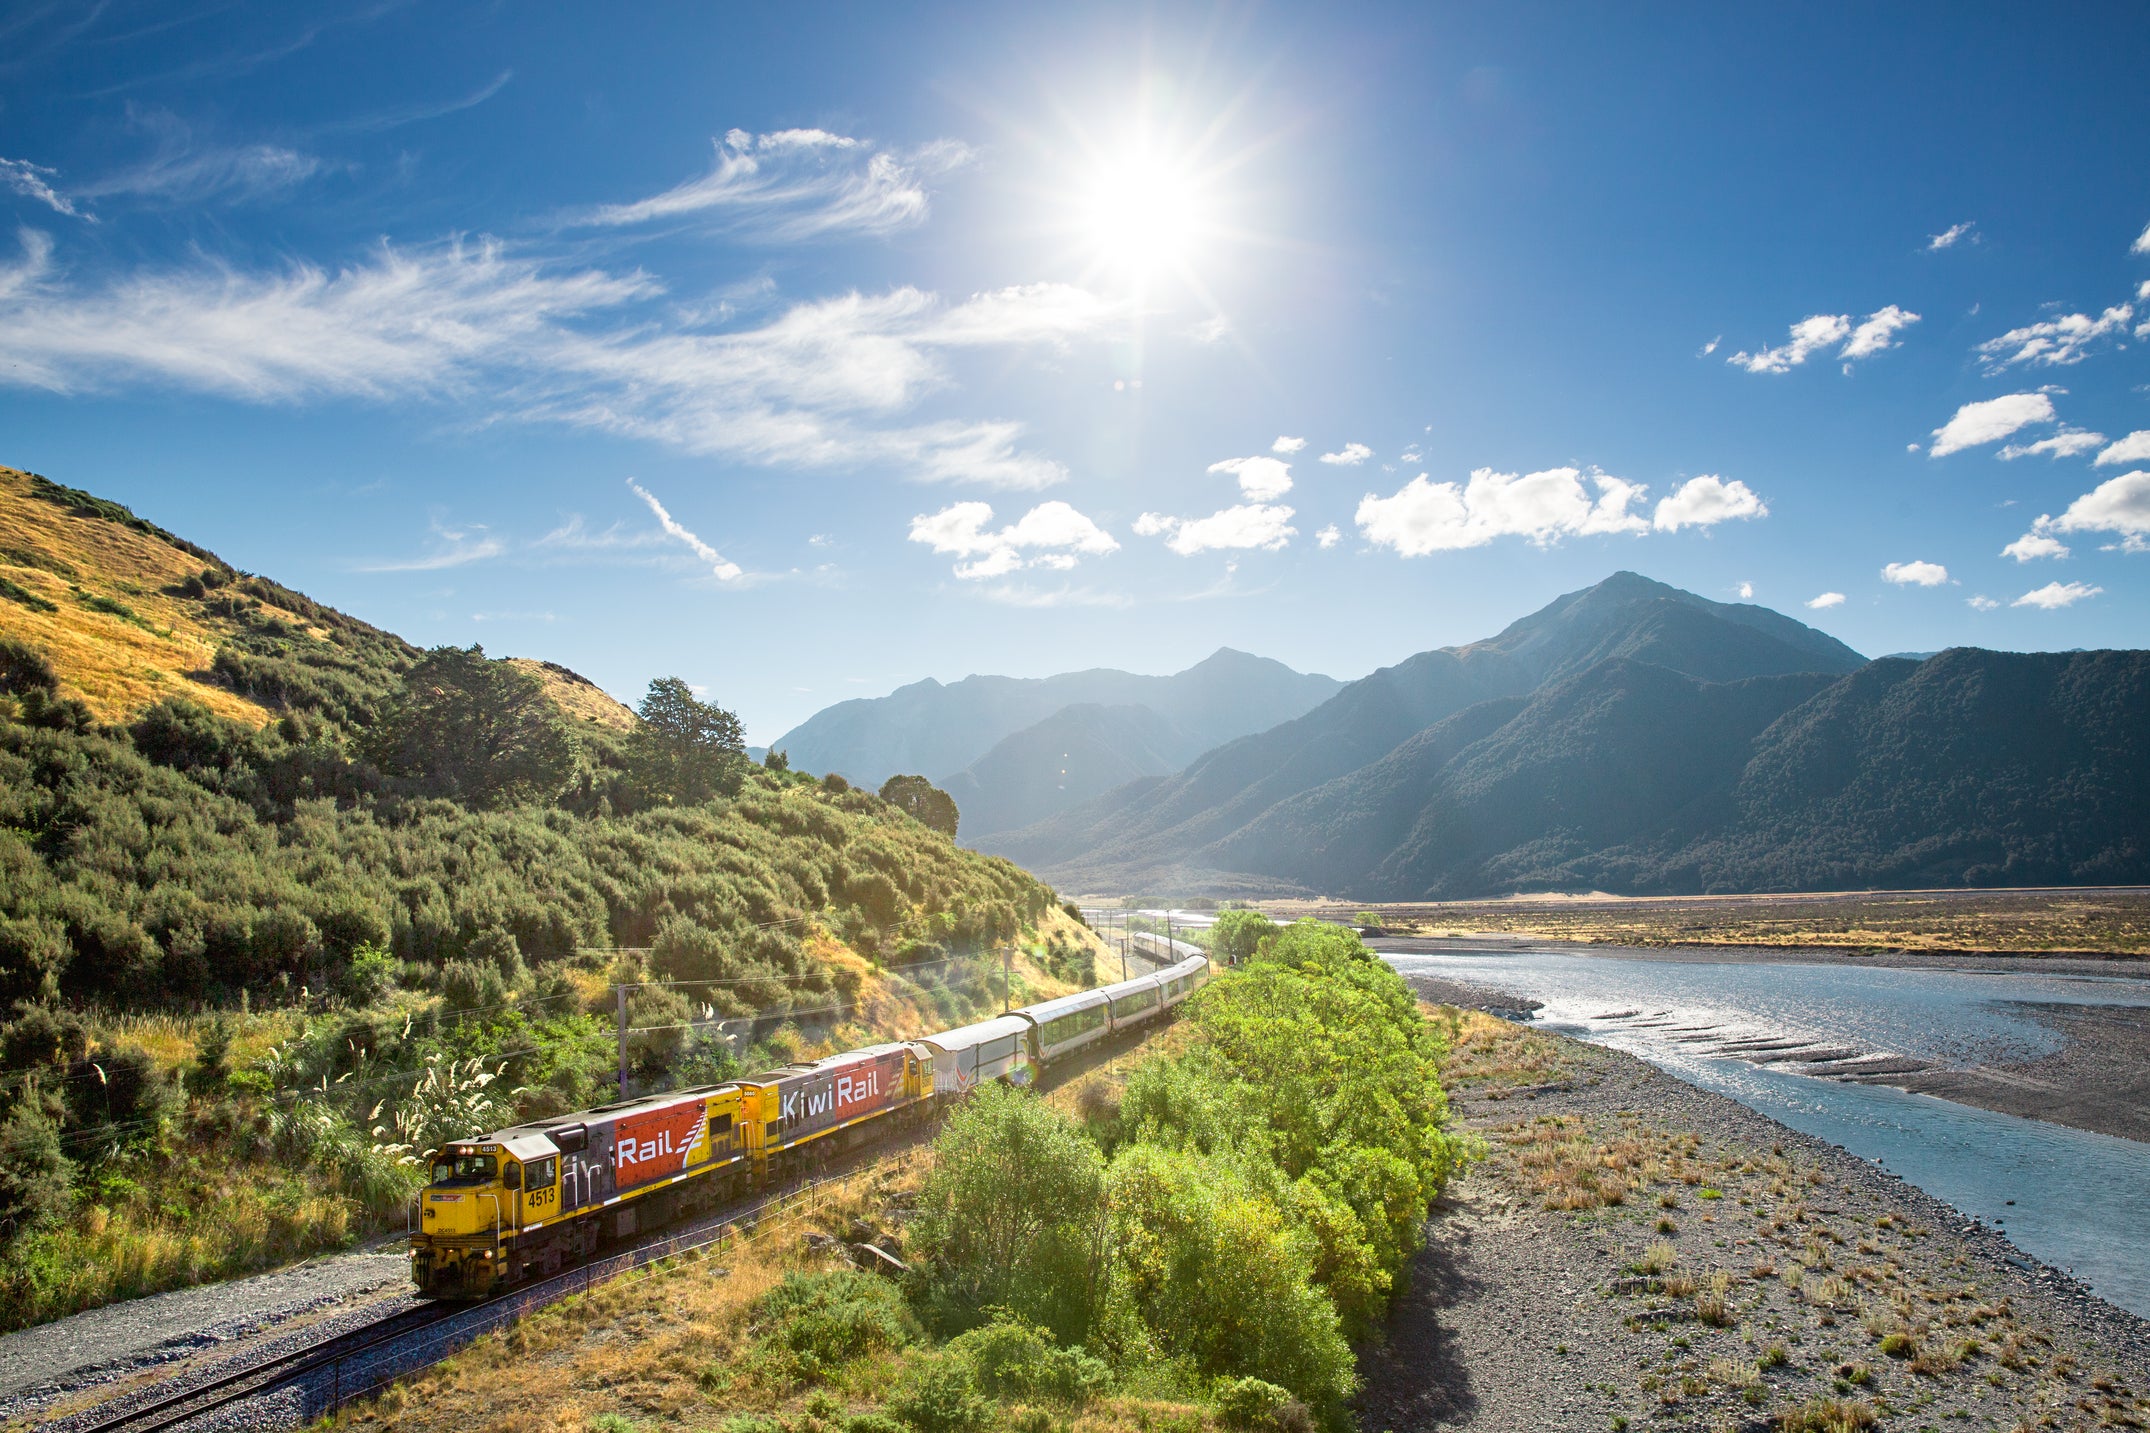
[1083, 149, 1203, 279]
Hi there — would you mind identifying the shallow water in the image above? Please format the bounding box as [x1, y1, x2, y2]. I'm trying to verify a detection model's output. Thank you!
[1387, 949, 2150, 1320]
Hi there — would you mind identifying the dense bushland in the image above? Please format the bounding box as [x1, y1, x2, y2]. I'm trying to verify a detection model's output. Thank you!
[908, 920, 1465, 1428]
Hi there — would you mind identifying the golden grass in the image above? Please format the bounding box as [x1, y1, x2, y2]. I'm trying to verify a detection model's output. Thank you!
[1435, 1007, 1575, 1091]
[505, 658, 638, 731]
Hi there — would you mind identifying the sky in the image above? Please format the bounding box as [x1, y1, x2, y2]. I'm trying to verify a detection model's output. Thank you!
[2, 2, 2147, 743]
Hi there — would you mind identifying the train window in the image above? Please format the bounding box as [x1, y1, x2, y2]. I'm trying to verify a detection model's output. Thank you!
[528, 1157, 556, 1188]
[430, 1153, 497, 1185]
[502, 1162, 522, 1190]
[711, 1113, 734, 1136]
[548, 1124, 587, 1153]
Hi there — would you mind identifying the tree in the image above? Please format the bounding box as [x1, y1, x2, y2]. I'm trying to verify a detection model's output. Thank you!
[367, 646, 575, 807]
[627, 677, 746, 806]
[1208, 910, 1279, 967]
[881, 774, 960, 839]
[0, 1094, 73, 1244]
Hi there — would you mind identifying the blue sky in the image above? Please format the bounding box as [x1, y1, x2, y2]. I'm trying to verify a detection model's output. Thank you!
[3, 2, 2147, 742]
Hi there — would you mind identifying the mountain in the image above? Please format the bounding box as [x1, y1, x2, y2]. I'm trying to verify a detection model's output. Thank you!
[768, 647, 1342, 789]
[988, 572, 1868, 889]
[940, 703, 1195, 838]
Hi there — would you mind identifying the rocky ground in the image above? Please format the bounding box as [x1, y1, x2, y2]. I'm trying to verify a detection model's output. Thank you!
[1364, 986, 2150, 1432]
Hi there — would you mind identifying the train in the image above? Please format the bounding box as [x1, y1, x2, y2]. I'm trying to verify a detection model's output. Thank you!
[408, 948, 1211, 1297]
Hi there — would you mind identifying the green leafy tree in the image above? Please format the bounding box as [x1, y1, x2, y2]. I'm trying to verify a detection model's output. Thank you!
[627, 677, 746, 807]
[0, 1095, 73, 1244]
[367, 645, 575, 807]
[915, 1083, 1105, 1342]
[1207, 910, 1279, 966]
[880, 774, 960, 839]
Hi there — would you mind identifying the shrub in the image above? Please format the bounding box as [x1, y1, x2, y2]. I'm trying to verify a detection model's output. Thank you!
[755, 1269, 919, 1371]
[943, 1313, 1111, 1403]
[889, 1354, 990, 1433]
[0, 1098, 73, 1243]
[1215, 1377, 1306, 1431]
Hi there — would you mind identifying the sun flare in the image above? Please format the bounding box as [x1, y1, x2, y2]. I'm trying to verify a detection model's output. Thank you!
[1084, 150, 1203, 277]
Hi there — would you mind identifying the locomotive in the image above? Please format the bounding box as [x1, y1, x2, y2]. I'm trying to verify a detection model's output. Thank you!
[409, 951, 1210, 1297]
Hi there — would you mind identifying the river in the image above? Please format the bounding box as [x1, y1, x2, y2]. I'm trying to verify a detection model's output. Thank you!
[1384, 947, 2150, 1321]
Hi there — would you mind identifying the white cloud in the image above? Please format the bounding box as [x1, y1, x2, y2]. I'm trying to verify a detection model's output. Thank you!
[1729, 307, 1916, 373]
[2045, 470, 2150, 548]
[1271, 435, 1305, 455]
[1699, 336, 1721, 356]
[1653, 475, 1768, 532]
[81, 143, 321, 206]
[1355, 466, 1651, 555]
[1805, 592, 1846, 610]
[1737, 581, 1754, 599]
[569, 128, 972, 240]
[909, 500, 1118, 579]
[1998, 429, 2105, 461]
[1188, 315, 1231, 344]
[1841, 305, 1921, 360]
[2133, 221, 2150, 256]
[0, 232, 1110, 489]
[2095, 431, 2150, 467]
[2000, 531, 2069, 562]
[1134, 504, 1297, 556]
[1315, 524, 1341, 548]
[1927, 221, 1975, 251]
[1928, 392, 2057, 457]
[1967, 595, 1999, 611]
[628, 478, 743, 582]
[1975, 304, 2133, 371]
[2014, 581, 2102, 610]
[357, 517, 506, 572]
[1319, 442, 1372, 466]
[0, 158, 84, 218]
[1882, 560, 1950, 586]
[1208, 455, 1293, 501]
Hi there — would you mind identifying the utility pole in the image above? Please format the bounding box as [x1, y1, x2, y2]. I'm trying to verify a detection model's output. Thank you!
[616, 984, 630, 1097]
[1002, 944, 1012, 1013]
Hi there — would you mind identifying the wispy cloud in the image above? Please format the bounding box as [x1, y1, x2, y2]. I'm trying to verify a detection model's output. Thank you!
[566, 127, 973, 241]
[1806, 592, 1846, 610]
[319, 70, 514, 136]
[909, 500, 1119, 579]
[1319, 441, 1371, 466]
[0, 157, 85, 218]
[78, 140, 322, 205]
[0, 232, 1113, 489]
[2014, 580, 2102, 609]
[1975, 303, 2133, 371]
[1354, 466, 1655, 555]
[357, 517, 506, 571]
[1134, 504, 1297, 556]
[1927, 221, 1976, 251]
[1728, 306, 1918, 373]
[627, 478, 742, 583]
[1998, 428, 2104, 461]
[1928, 392, 2057, 457]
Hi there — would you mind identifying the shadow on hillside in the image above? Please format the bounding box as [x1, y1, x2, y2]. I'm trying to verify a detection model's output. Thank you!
[1353, 1201, 1484, 1430]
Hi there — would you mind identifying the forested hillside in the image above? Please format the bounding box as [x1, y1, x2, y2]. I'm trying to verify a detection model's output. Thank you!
[0, 467, 1096, 1325]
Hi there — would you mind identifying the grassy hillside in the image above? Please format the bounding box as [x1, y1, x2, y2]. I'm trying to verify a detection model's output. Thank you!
[0, 466, 1104, 1327]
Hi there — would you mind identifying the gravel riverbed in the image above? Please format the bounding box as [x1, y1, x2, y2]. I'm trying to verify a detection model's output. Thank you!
[1365, 979, 2150, 1431]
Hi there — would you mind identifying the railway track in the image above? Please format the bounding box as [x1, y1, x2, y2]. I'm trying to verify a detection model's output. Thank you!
[47, 1013, 1166, 1433]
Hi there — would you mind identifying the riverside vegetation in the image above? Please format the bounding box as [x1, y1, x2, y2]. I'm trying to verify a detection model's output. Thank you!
[0, 468, 1100, 1331]
[327, 920, 1466, 1433]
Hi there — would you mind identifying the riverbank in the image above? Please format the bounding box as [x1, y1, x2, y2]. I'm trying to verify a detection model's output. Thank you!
[1374, 998, 2150, 1431]
[1380, 937, 2150, 1148]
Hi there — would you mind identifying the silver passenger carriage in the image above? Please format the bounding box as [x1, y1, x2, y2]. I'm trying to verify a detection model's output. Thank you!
[1103, 973, 1165, 1032]
[915, 1014, 1032, 1096]
[1020, 988, 1114, 1063]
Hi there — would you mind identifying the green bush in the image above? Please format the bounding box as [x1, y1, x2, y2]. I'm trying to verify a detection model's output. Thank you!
[755, 1269, 919, 1372]
[943, 1313, 1111, 1403]
[1214, 1377, 1299, 1430]
[888, 1354, 990, 1433]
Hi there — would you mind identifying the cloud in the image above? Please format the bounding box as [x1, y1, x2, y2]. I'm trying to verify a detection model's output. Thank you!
[79, 143, 321, 206]
[1208, 455, 1293, 501]
[2014, 581, 2102, 610]
[2043, 469, 2150, 549]
[1927, 221, 1976, 251]
[1728, 307, 1918, 373]
[1975, 304, 2134, 372]
[909, 500, 1118, 579]
[1271, 435, 1305, 455]
[1805, 592, 1846, 610]
[628, 479, 743, 582]
[0, 157, 83, 217]
[1882, 560, 1950, 586]
[1699, 336, 1721, 356]
[568, 127, 972, 240]
[1319, 442, 1372, 466]
[1315, 524, 1341, 549]
[1998, 428, 2105, 461]
[1841, 305, 1921, 360]
[1653, 475, 1768, 532]
[2095, 431, 2150, 467]
[2000, 531, 2069, 562]
[1737, 581, 1754, 599]
[1133, 504, 1297, 556]
[1928, 392, 2057, 457]
[357, 517, 506, 572]
[0, 232, 1109, 489]
[1188, 315, 1231, 344]
[2134, 221, 2150, 257]
[1967, 595, 1999, 611]
[1355, 466, 1651, 555]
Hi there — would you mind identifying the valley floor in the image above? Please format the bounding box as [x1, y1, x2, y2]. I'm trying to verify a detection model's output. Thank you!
[1374, 1001, 2150, 1432]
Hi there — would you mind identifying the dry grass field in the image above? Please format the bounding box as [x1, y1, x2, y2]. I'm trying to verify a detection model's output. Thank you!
[1268, 888, 2150, 957]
